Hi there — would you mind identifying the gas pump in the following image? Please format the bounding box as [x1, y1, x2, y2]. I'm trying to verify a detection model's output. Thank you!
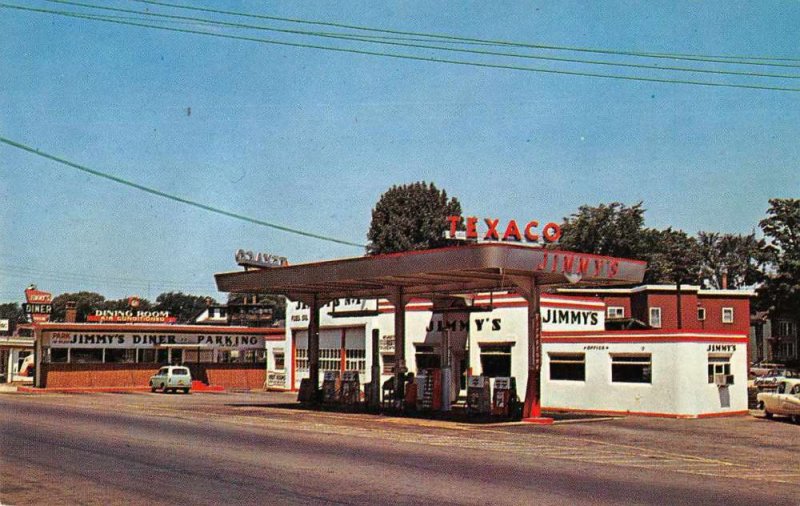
[466, 375, 491, 416]
[340, 370, 361, 406]
[416, 369, 442, 411]
[491, 377, 518, 417]
[321, 370, 340, 404]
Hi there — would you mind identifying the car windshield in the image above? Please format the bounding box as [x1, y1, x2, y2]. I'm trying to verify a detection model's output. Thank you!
[172, 368, 190, 376]
[157, 368, 169, 376]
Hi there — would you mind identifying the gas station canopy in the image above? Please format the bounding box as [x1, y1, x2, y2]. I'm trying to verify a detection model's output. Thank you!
[215, 243, 646, 422]
[215, 243, 646, 300]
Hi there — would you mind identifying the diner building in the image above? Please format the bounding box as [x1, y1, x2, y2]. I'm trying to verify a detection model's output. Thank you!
[31, 322, 284, 390]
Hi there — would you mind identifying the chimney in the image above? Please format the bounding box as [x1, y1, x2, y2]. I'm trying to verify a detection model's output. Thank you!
[721, 268, 728, 290]
[65, 301, 77, 323]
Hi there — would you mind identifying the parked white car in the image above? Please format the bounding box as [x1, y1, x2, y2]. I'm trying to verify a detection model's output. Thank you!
[757, 378, 800, 423]
[149, 366, 192, 394]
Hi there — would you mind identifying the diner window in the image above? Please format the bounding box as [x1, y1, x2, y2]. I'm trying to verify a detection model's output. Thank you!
[697, 308, 706, 321]
[611, 354, 652, 383]
[649, 307, 662, 328]
[273, 351, 285, 371]
[722, 307, 734, 324]
[382, 354, 395, 374]
[139, 349, 156, 363]
[479, 343, 511, 378]
[549, 353, 585, 381]
[707, 356, 731, 383]
[242, 350, 266, 363]
[70, 349, 104, 364]
[50, 349, 68, 363]
[156, 349, 169, 364]
[607, 307, 625, 319]
[105, 349, 136, 363]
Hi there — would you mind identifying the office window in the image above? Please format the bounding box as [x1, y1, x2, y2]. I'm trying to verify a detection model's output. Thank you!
[479, 344, 512, 377]
[416, 345, 441, 370]
[649, 307, 662, 328]
[607, 307, 625, 319]
[611, 355, 652, 383]
[697, 308, 706, 321]
[722, 307, 734, 324]
[707, 356, 731, 383]
[549, 353, 585, 381]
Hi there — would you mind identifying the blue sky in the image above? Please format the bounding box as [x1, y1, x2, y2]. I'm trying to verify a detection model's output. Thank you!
[1, 1, 799, 303]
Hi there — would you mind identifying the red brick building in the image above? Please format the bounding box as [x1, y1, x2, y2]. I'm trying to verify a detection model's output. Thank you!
[556, 285, 752, 334]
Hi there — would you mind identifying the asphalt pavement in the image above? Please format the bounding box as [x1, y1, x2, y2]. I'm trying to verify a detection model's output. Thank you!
[1, 391, 798, 505]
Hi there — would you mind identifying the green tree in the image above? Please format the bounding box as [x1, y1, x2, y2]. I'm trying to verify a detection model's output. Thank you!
[696, 231, 767, 289]
[227, 293, 286, 321]
[558, 202, 646, 259]
[758, 198, 800, 315]
[154, 292, 216, 323]
[641, 228, 702, 285]
[367, 182, 462, 255]
[51, 291, 106, 322]
[0, 303, 26, 332]
[558, 202, 705, 285]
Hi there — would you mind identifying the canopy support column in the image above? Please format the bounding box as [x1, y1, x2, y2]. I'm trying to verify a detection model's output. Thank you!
[509, 275, 552, 424]
[308, 293, 321, 401]
[391, 287, 408, 406]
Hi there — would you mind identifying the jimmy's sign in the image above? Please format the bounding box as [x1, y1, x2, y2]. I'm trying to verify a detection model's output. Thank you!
[44, 331, 265, 349]
[446, 216, 562, 243]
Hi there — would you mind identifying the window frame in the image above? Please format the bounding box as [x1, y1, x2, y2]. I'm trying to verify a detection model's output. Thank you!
[611, 354, 652, 384]
[649, 307, 662, 328]
[697, 307, 706, 321]
[607, 306, 625, 319]
[722, 307, 734, 324]
[548, 352, 586, 381]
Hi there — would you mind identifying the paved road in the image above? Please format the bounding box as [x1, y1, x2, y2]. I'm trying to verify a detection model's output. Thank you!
[1, 392, 798, 505]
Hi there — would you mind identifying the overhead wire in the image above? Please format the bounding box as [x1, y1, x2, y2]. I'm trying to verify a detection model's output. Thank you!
[0, 136, 367, 248]
[3, 3, 800, 93]
[0, 264, 217, 290]
[40, 0, 800, 81]
[130, 0, 800, 66]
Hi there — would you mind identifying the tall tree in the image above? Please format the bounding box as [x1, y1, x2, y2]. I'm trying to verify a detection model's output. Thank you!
[558, 202, 646, 259]
[367, 182, 462, 255]
[758, 198, 800, 315]
[228, 293, 286, 321]
[0, 303, 26, 332]
[51, 291, 107, 322]
[641, 228, 702, 285]
[696, 231, 767, 289]
[154, 292, 216, 323]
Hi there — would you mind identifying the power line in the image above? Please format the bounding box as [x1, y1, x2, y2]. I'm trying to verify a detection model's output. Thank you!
[131, 0, 800, 66]
[43, 0, 800, 81]
[0, 135, 367, 248]
[0, 264, 216, 290]
[4, 3, 800, 93]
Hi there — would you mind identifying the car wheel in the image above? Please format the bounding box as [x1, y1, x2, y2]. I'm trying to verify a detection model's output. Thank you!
[150, 386, 156, 393]
[764, 410, 773, 419]
[791, 414, 800, 424]
[757, 401, 765, 411]
[159, 383, 165, 392]
[183, 388, 190, 394]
